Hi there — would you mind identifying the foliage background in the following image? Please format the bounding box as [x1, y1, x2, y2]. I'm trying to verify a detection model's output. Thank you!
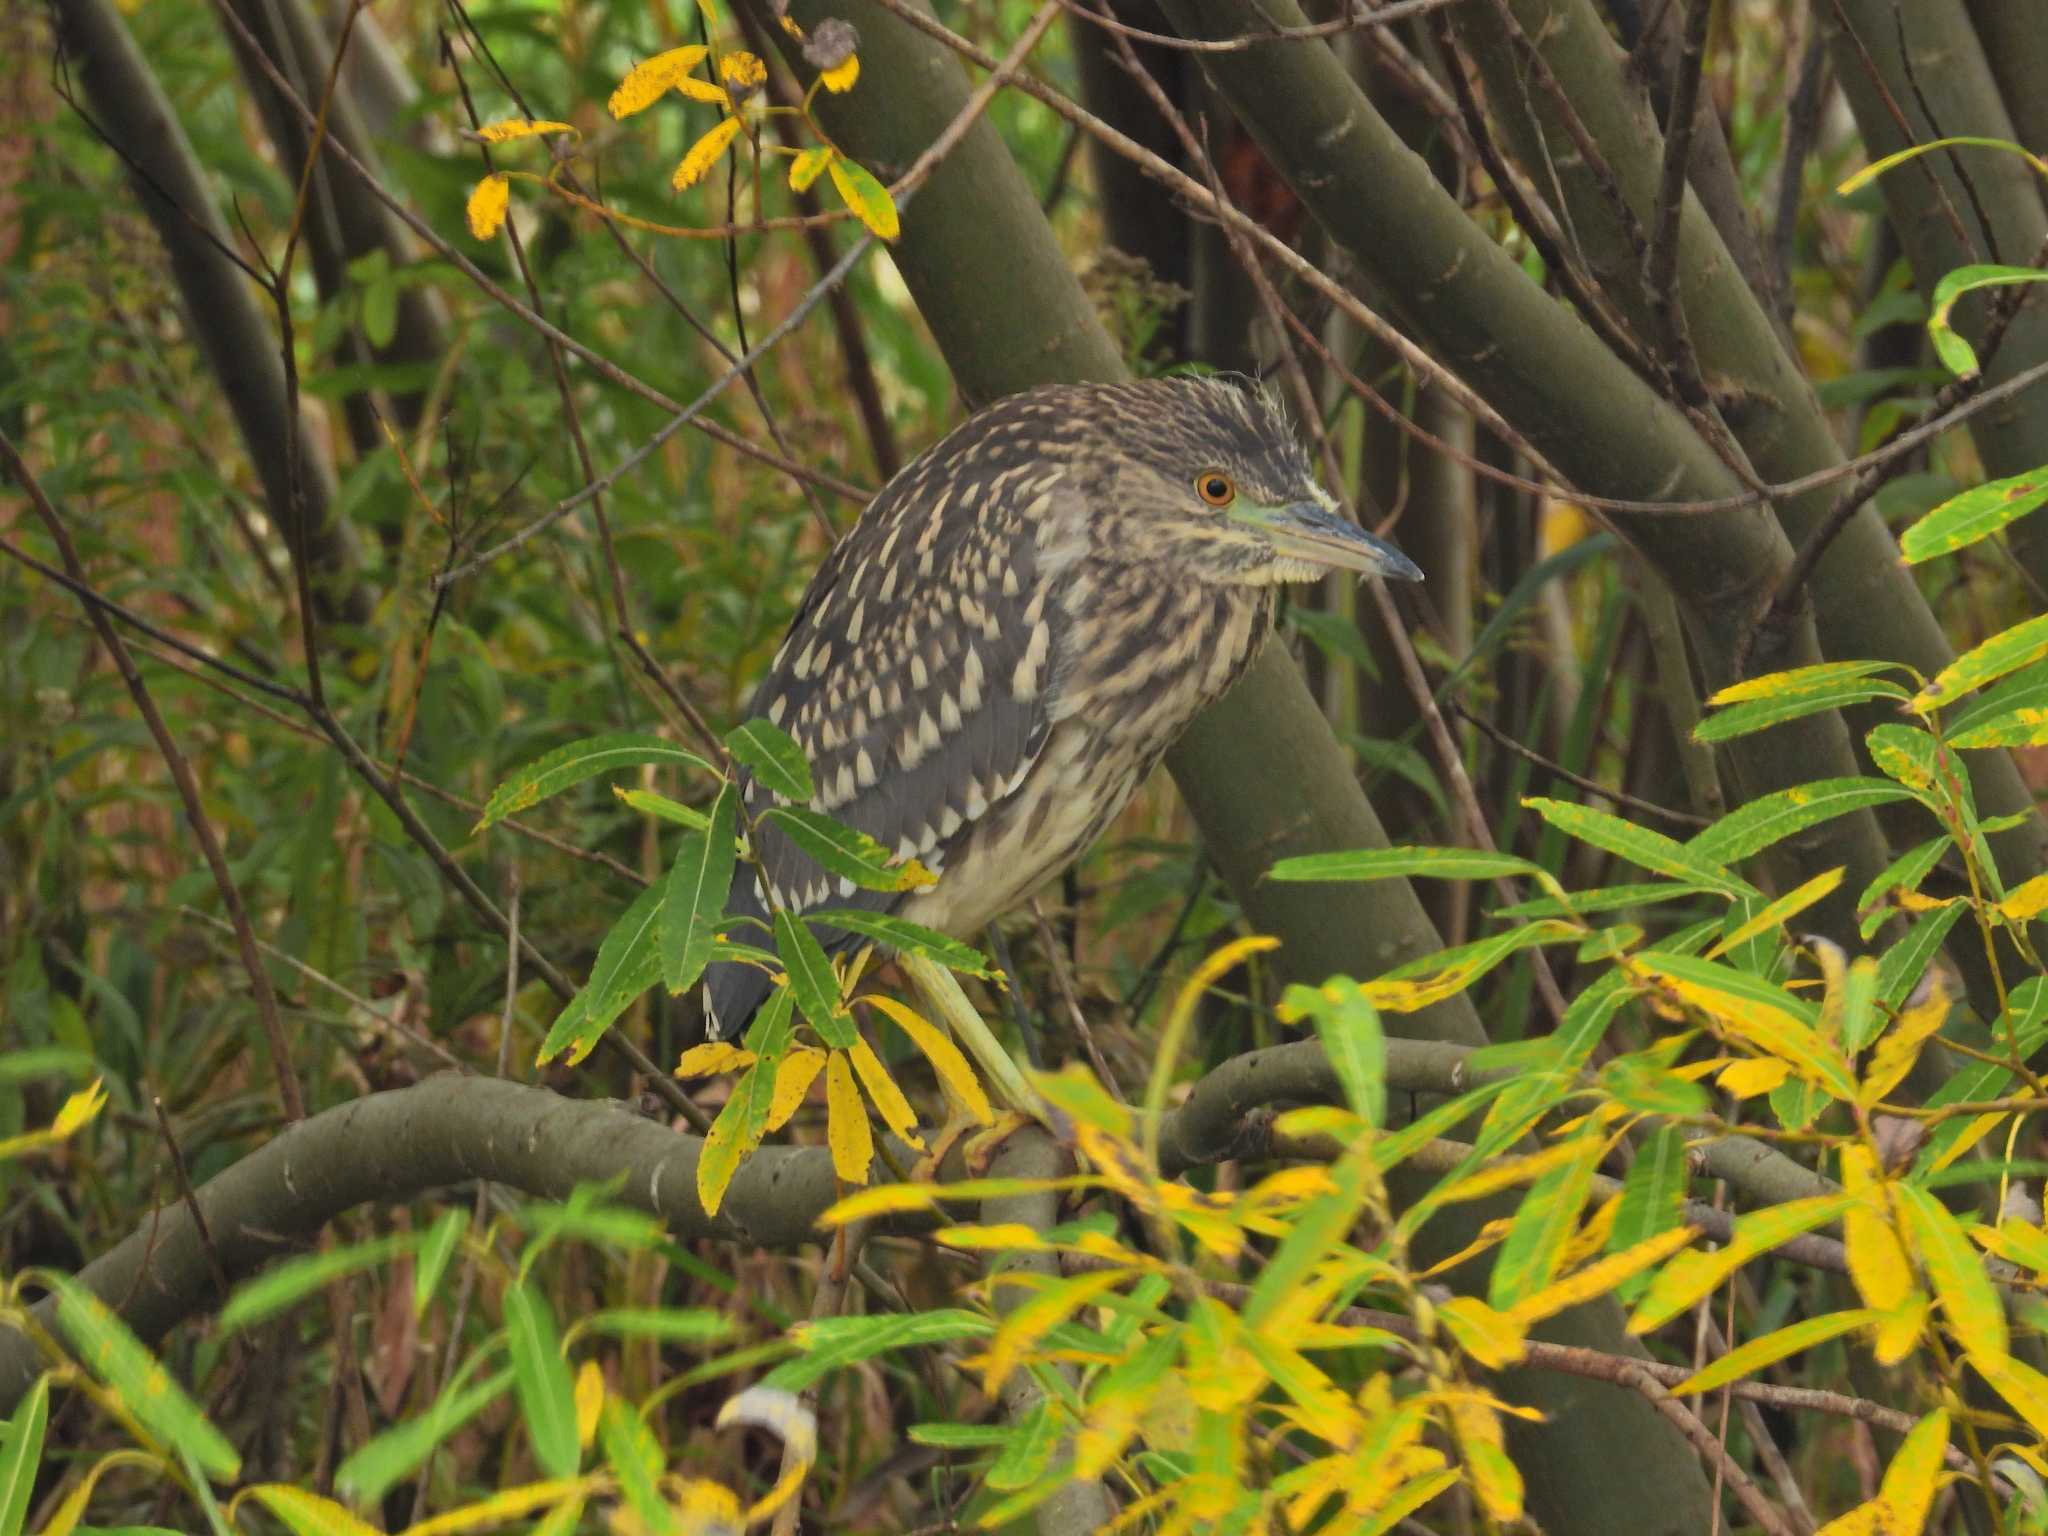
[5, 0, 2048, 1529]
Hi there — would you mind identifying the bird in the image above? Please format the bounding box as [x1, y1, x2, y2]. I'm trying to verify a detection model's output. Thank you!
[704, 375, 1422, 1040]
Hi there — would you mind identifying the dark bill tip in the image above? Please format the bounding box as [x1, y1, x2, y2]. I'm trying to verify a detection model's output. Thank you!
[1265, 500, 1424, 582]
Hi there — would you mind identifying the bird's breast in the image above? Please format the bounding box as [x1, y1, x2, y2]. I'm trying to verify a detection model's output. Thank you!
[1055, 579, 1276, 750]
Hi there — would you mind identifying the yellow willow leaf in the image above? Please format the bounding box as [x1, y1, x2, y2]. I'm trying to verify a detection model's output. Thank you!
[1437, 1137, 1593, 1205]
[1717, 1057, 1792, 1098]
[765, 1046, 826, 1132]
[1893, 888, 1958, 915]
[1896, 1181, 2007, 1364]
[788, 145, 833, 193]
[1972, 1219, 2048, 1274]
[671, 1480, 745, 1534]
[1417, 1217, 1513, 1281]
[573, 1360, 603, 1450]
[674, 76, 732, 106]
[676, 1042, 755, 1078]
[1629, 1194, 1856, 1331]
[1976, 1351, 2048, 1439]
[1443, 1392, 1523, 1522]
[718, 50, 767, 87]
[979, 1269, 1130, 1392]
[1157, 1181, 1244, 1259]
[1812, 1503, 1884, 1536]
[1067, 1229, 1157, 1268]
[1555, 1192, 1622, 1275]
[847, 1037, 925, 1149]
[1670, 1309, 1879, 1396]
[2000, 873, 2048, 923]
[609, 45, 711, 117]
[863, 992, 995, 1125]
[673, 115, 743, 191]
[1860, 973, 1953, 1106]
[466, 173, 510, 239]
[50, 1079, 107, 1136]
[827, 153, 900, 239]
[1840, 1144, 1913, 1312]
[1436, 1297, 1527, 1368]
[1705, 866, 1846, 959]
[818, 1183, 941, 1224]
[402, 1479, 594, 1535]
[934, 1223, 1051, 1251]
[241, 1488, 381, 1536]
[820, 54, 860, 92]
[1871, 1291, 1929, 1367]
[1630, 957, 1855, 1097]
[824, 1050, 872, 1184]
[1510, 1225, 1699, 1327]
[477, 118, 576, 143]
[1929, 1110, 2006, 1173]
[1874, 1408, 1950, 1532]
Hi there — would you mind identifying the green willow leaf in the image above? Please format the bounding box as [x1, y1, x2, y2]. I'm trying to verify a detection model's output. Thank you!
[413, 1208, 468, 1318]
[1913, 612, 2048, 713]
[0, 1374, 47, 1536]
[1608, 1125, 1688, 1304]
[476, 733, 714, 832]
[539, 879, 665, 1065]
[1694, 676, 1911, 742]
[1267, 847, 1544, 885]
[805, 909, 994, 976]
[773, 910, 852, 1047]
[50, 1274, 240, 1481]
[727, 718, 813, 802]
[221, 1234, 417, 1331]
[663, 782, 738, 994]
[503, 1281, 579, 1480]
[762, 806, 924, 892]
[1489, 1133, 1600, 1310]
[337, 1369, 513, 1506]
[1524, 797, 1746, 894]
[1280, 977, 1385, 1127]
[1927, 264, 2048, 376]
[1900, 466, 2048, 564]
[1688, 779, 1914, 865]
[762, 1311, 994, 1392]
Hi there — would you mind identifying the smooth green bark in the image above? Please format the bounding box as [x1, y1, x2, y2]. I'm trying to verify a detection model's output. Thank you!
[1828, 0, 2048, 595]
[1454, 0, 2046, 969]
[1153, 0, 1889, 948]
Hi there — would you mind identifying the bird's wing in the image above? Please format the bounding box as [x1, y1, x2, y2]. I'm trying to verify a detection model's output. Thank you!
[703, 446, 1072, 1037]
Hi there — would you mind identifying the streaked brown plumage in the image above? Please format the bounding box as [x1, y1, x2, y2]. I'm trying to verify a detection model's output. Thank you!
[704, 376, 1420, 1037]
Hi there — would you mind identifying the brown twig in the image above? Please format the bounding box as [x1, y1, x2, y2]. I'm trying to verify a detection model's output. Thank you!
[1060, 0, 1460, 53]
[1452, 700, 1707, 828]
[1770, 40, 1830, 325]
[1622, 1365, 1801, 1536]
[1644, 0, 1710, 400]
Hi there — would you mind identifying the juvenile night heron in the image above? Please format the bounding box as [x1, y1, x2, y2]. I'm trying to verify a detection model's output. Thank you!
[705, 376, 1421, 1039]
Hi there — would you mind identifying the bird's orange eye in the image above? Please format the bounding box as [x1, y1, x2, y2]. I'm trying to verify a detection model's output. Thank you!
[1196, 471, 1235, 507]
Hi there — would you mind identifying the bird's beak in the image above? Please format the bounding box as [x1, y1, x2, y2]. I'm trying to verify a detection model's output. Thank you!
[1242, 499, 1425, 581]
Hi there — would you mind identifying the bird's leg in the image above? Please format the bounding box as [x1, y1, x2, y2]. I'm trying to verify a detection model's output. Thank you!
[900, 953, 1046, 1174]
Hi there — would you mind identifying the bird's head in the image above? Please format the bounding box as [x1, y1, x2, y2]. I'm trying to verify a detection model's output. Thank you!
[1072, 376, 1424, 588]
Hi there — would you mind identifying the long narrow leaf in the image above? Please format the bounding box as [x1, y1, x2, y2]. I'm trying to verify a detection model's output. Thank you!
[477, 733, 713, 831]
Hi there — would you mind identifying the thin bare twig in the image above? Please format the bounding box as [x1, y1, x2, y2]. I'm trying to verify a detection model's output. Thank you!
[1058, 0, 1460, 54]
[1451, 700, 1707, 828]
[2, 429, 307, 1125]
[1644, 0, 1710, 398]
[431, 226, 884, 589]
